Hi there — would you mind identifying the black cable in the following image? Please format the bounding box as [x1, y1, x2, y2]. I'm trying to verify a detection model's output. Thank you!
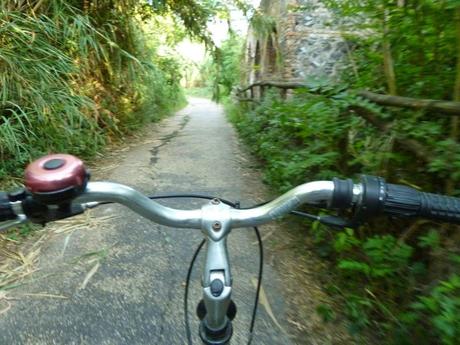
[93, 197, 326, 226]
[185, 238, 206, 345]
[90, 194, 237, 208]
[94, 194, 318, 221]
[248, 226, 263, 345]
[149, 194, 236, 207]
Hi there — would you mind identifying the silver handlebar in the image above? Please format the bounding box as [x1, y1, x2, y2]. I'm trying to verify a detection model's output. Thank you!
[76, 182, 203, 228]
[74, 181, 338, 229]
[230, 181, 335, 227]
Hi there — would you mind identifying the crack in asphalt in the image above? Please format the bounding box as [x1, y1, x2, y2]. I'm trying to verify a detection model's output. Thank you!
[150, 114, 190, 166]
[147, 112, 192, 333]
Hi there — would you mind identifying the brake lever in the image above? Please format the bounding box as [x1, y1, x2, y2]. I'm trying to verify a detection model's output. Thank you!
[317, 215, 356, 229]
[290, 210, 356, 229]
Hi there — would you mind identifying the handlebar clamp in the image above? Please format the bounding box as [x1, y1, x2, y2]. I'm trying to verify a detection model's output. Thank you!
[329, 177, 354, 209]
[353, 175, 386, 221]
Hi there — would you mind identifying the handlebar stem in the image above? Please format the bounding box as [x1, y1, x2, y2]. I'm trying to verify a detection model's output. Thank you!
[200, 200, 233, 336]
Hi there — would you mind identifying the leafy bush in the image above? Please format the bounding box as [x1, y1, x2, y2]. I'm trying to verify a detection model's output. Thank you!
[228, 90, 353, 191]
[201, 34, 244, 102]
[410, 274, 460, 345]
[0, 1, 186, 182]
[226, 89, 460, 343]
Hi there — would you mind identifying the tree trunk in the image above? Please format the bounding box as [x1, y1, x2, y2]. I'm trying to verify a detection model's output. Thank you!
[446, 6, 460, 194]
[452, 7, 460, 139]
[383, 8, 397, 95]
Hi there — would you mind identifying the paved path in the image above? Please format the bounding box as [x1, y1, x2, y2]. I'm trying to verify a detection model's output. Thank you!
[0, 98, 297, 344]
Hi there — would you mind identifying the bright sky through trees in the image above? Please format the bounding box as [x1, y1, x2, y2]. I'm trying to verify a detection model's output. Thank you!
[176, 1, 259, 64]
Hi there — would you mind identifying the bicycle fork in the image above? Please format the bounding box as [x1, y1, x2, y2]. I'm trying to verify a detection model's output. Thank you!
[198, 200, 235, 344]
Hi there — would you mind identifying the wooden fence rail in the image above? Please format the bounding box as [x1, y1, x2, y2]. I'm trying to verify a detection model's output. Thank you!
[236, 80, 460, 115]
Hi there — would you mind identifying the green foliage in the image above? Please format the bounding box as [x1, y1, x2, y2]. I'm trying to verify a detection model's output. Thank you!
[0, 0, 187, 182]
[408, 275, 460, 345]
[418, 230, 441, 249]
[228, 86, 460, 342]
[316, 303, 336, 322]
[185, 87, 213, 98]
[335, 233, 413, 295]
[0, 4, 105, 178]
[143, 0, 215, 44]
[324, 0, 457, 100]
[249, 10, 276, 38]
[201, 34, 244, 101]
[229, 89, 353, 191]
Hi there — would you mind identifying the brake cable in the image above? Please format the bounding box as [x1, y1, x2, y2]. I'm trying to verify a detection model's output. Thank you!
[235, 199, 353, 228]
[184, 238, 205, 344]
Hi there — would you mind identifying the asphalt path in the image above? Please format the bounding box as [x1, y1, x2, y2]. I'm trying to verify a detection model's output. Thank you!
[0, 98, 297, 344]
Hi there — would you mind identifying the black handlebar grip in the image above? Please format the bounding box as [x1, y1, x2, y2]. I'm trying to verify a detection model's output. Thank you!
[0, 192, 16, 222]
[418, 192, 460, 224]
[383, 183, 460, 224]
[330, 175, 460, 224]
[382, 183, 422, 218]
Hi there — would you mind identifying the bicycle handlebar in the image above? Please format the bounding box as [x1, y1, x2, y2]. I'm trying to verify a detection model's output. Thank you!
[230, 181, 335, 227]
[1, 153, 460, 229]
[2, 176, 460, 231]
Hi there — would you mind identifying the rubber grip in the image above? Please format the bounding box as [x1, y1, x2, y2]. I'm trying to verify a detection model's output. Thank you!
[419, 192, 460, 224]
[383, 183, 460, 224]
[383, 184, 421, 218]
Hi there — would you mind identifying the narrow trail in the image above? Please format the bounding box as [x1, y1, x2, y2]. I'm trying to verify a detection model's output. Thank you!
[0, 98, 354, 344]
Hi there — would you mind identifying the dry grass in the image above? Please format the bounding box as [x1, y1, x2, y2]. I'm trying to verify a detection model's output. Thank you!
[0, 208, 119, 298]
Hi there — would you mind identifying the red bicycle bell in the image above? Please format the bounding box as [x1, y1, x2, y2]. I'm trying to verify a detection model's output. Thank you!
[24, 154, 89, 204]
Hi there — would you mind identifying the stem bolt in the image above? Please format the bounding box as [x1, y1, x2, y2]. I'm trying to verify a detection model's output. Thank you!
[211, 198, 220, 205]
[212, 221, 222, 231]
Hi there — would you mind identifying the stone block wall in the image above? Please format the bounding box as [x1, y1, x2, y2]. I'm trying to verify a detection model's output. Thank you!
[244, 0, 350, 85]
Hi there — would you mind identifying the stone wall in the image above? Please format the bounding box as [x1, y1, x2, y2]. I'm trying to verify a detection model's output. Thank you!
[244, 0, 351, 86]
